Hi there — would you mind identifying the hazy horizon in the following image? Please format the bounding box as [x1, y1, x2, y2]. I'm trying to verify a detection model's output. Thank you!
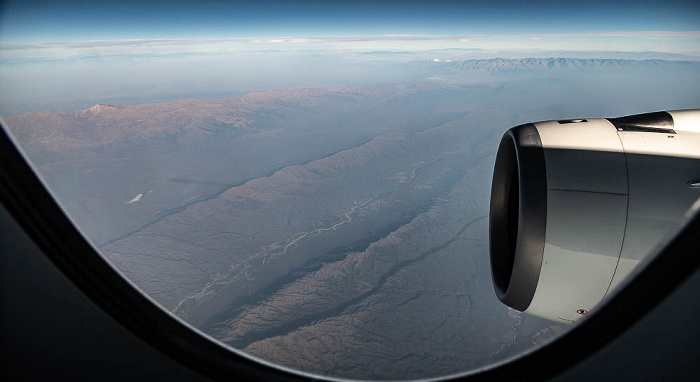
[2, 1, 699, 116]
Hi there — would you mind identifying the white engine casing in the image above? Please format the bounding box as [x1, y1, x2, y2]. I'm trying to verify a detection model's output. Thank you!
[489, 110, 700, 323]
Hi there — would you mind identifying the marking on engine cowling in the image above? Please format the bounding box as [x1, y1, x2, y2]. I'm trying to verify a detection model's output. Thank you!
[576, 309, 588, 315]
[557, 119, 588, 124]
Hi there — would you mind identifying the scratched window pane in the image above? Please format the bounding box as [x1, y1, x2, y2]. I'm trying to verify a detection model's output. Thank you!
[2, 1, 699, 380]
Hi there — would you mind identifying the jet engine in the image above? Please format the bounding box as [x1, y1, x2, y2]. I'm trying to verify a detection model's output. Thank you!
[489, 110, 700, 323]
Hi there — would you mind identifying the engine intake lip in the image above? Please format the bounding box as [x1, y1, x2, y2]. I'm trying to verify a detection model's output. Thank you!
[489, 123, 547, 311]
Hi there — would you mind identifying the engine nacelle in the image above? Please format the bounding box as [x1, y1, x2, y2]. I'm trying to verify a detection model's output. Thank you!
[489, 110, 700, 323]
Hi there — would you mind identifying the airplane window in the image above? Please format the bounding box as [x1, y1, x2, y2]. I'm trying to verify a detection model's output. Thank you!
[1, 1, 699, 380]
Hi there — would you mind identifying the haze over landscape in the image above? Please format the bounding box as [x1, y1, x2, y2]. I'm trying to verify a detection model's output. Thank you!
[2, 0, 700, 380]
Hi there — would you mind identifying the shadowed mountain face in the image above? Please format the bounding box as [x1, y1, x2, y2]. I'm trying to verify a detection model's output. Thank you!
[5, 58, 700, 379]
[422, 57, 700, 72]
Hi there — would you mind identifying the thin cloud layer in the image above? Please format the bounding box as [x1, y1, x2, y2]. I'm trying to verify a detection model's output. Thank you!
[2, 31, 699, 63]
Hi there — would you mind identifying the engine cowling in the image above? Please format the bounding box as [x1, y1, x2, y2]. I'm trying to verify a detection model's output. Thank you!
[489, 110, 700, 323]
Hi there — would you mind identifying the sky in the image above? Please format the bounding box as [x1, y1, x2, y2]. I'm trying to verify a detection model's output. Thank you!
[1, 0, 699, 115]
[1, 0, 699, 42]
[0, 0, 699, 63]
